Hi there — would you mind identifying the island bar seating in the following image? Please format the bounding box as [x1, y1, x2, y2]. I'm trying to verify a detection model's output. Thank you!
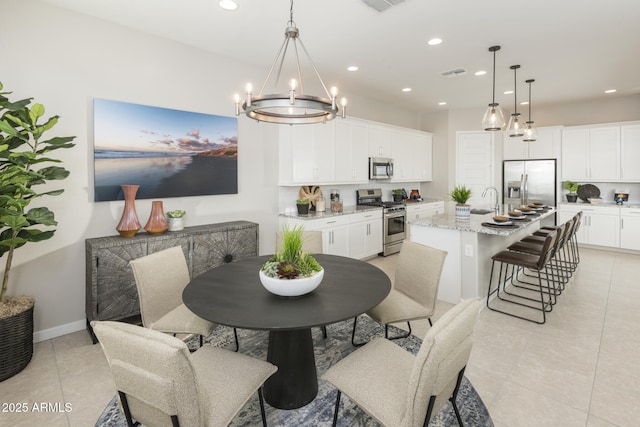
[487, 231, 559, 324]
[531, 212, 582, 276]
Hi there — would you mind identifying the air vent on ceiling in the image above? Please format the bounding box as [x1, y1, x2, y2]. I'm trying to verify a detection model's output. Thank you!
[360, 0, 406, 13]
[440, 68, 467, 78]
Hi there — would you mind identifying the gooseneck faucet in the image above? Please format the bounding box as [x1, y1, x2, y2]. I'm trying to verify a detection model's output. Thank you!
[482, 186, 500, 214]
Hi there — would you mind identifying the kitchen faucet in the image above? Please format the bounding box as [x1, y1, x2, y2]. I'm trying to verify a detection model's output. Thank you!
[482, 186, 500, 214]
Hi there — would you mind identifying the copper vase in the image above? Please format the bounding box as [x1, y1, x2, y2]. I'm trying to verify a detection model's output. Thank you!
[116, 184, 141, 238]
[144, 200, 168, 234]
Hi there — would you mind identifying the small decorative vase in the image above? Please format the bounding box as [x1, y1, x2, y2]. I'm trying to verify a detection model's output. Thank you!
[297, 203, 309, 215]
[116, 184, 141, 238]
[455, 204, 471, 220]
[167, 216, 185, 232]
[144, 201, 168, 234]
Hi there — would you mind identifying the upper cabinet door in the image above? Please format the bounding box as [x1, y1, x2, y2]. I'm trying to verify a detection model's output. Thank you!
[528, 126, 561, 159]
[621, 124, 640, 181]
[334, 120, 368, 183]
[279, 122, 336, 184]
[368, 126, 392, 157]
[589, 126, 620, 180]
[561, 129, 589, 180]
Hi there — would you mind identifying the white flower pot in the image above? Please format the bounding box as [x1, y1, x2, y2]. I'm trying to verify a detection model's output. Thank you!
[259, 269, 324, 297]
[455, 204, 471, 220]
[167, 216, 185, 231]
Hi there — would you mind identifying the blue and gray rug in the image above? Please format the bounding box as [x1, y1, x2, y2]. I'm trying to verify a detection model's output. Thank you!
[96, 316, 493, 426]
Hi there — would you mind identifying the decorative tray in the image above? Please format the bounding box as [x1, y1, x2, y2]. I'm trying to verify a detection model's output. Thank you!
[577, 184, 600, 202]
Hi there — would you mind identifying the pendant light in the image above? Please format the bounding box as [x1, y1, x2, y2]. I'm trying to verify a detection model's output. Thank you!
[234, 0, 346, 124]
[523, 79, 538, 142]
[482, 46, 505, 131]
[506, 65, 525, 137]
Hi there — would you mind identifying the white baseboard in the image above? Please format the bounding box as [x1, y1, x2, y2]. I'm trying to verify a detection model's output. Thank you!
[34, 319, 86, 343]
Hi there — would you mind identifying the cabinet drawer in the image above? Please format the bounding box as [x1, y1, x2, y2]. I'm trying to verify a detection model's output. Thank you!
[350, 210, 382, 223]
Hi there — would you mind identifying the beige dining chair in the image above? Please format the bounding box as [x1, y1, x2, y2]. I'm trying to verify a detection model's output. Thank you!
[352, 240, 447, 346]
[92, 320, 277, 427]
[323, 298, 480, 427]
[130, 246, 238, 350]
[275, 230, 323, 253]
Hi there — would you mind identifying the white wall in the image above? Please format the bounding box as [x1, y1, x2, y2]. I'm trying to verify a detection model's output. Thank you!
[0, 0, 420, 340]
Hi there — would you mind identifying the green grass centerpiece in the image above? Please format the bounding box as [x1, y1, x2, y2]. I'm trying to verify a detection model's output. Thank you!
[259, 226, 323, 296]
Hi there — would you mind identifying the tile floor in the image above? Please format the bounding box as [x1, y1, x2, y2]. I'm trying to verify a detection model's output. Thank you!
[0, 247, 637, 426]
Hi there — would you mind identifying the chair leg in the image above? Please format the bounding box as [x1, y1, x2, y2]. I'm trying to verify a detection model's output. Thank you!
[199, 334, 204, 347]
[351, 316, 366, 347]
[258, 387, 268, 427]
[118, 391, 140, 427]
[170, 415, 180, 427]
[384, 322, 412, 340]
[233, 328, 239, 352]
[428, 318, 433, 327]
[322, 325, 328, 338]
[422, 395, 437, 427]
[332, 390, 342, 427]
[449, 368, 466, 427]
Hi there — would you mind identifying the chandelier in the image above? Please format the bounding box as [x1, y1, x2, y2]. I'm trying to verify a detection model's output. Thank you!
[234, 0, 347, 124]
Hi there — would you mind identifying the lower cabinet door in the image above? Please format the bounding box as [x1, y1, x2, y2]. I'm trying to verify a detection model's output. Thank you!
[586, 213, 619, 248]
[621, 213, 640, 250]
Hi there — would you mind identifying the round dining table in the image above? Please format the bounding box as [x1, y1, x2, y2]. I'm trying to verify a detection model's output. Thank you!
[183, 254, 391, 410]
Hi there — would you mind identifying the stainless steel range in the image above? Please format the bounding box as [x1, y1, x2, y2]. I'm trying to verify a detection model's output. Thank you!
[357, 188, 406, 256]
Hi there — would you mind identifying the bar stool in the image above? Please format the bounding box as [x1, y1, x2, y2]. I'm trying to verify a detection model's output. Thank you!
[533, 213, 581, 274]
[487, 231, 558, 324]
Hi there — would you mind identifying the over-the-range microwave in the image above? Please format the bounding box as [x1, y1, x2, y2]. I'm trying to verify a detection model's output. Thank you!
[369, 157, 394, 180]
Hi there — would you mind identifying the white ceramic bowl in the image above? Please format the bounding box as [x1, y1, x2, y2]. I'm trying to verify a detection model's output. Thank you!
[259, 269, 324, 297]
[588, 197, 602, 205]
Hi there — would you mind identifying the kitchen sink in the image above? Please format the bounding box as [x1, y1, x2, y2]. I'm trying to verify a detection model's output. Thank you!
[470, 209, 494, 214]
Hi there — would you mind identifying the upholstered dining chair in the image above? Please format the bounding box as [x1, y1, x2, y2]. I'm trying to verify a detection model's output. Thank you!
[92, 320, 277, 427]
[275, 230, 323, 253]
[323, 298, 480, 427]
[352, 240, 448, 346]
[130, 246, 239, 350]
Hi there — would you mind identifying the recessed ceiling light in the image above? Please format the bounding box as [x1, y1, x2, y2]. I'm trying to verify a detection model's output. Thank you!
[347, 66, 359, 72]
[427, 38, 443, 46]
[504, 90, 513, 95]
[438, 101, 447, 106]
[402, 88, 412, 92]
[219, 0, 238, 11]
[475, 70, 487, 76]
[604, 89, 617, 94]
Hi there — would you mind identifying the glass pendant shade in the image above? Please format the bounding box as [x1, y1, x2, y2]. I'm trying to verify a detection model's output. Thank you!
[482, 103, 506, 131]
[507, 113, 525, 137]
[523, 121, 538, 141]
[522, 79, 537, 141]
[483, 45, 505, 131]
[507, 64, 524, 137]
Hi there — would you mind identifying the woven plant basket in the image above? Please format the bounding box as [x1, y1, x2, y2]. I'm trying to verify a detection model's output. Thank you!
[0, 304, 34, 382]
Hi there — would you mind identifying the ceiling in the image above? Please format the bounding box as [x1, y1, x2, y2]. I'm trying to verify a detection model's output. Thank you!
[42, 0, 640, 114]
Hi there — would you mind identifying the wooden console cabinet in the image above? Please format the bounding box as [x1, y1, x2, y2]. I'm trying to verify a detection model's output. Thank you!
[85, 221, 258, 342]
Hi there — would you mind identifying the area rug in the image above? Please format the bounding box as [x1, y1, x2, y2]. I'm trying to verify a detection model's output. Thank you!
[96, 317, 493, 426]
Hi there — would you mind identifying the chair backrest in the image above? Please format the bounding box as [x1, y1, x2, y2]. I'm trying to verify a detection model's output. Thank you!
[394, 240, 448, 313]
[130, 246, 190, 328]
[401, 298, 481, 427]
[92, 320, 202, 427]
[275, 230, 323, 254]
[537, 230, 559, 270]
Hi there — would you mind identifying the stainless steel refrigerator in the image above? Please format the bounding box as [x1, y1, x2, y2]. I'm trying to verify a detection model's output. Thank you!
[503, 159, 557, 209]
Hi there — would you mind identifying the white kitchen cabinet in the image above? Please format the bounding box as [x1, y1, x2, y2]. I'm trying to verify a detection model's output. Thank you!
[368, 125, 392, 158]
[561, 126, 620, 181]
[503, 126, 562, 160]
[391, 129, 433, 182]
[348, 210, 383, 259]
[559, 204, 619, 248]
[620, 208, 640, 251]
[278, 122, 336, 185]
[334, 120, 369, 183]
[280, 215, 350, 257]
[621, 124, 640, 181]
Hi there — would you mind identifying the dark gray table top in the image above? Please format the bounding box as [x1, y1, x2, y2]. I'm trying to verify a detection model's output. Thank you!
[183, 254, 391, 331]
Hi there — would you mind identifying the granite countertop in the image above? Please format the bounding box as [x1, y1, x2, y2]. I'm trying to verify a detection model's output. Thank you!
[404, 198, 444, 205]
[559, 202, 640, 209]
[279, 204, 382, 220]
[410, 205, 556, 236]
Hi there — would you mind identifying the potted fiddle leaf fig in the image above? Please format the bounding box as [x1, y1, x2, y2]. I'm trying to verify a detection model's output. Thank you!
[0, 81, 76, 381]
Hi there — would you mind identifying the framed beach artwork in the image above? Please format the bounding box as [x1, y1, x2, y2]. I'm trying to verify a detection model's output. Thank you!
[93, 98, 238, 202]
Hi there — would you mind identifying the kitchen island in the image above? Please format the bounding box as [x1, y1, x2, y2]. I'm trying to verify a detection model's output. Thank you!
[409, 206, 556, 304]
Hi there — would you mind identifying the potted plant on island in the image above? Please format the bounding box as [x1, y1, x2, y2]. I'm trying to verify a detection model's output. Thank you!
[0, 81, 76, 381]
[296, 198, 310, 215]
[564, 181, 579, 203]
[450, 185, 472, 219]
[166, 209, 186, 231]
[259, 226, 323, 297]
